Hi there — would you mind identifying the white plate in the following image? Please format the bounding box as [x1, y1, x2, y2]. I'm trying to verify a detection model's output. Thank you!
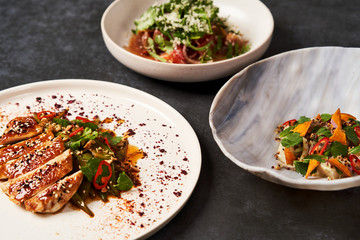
[209, 47, 360, 191]
[0, 80, 201, 239]
[101, 0, 273, 82]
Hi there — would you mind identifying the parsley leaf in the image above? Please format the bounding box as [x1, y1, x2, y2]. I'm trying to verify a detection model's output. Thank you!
[67, 127, 98, 150]
[316, 127, 332, 138]
[344, 127, 360, 145]
[298, 116, 311, 124]
[294, 161, 309, 176]
[80, 157, 102, 182]
[73, 119, 98, 130]
[135, 6, 157, 32]
[115, 172, 134, 191]
[53, 118, 71, 127]
[279, 126, 295, 138]
[281, 132, 303, 148]
[320, 114, 332, 122]
[329, 141, 348, 157]
[100, 131, 122, 146]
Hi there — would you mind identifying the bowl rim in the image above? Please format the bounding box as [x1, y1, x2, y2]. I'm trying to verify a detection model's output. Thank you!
[100, 0, 274, 68]
[209, 46, 360, 190]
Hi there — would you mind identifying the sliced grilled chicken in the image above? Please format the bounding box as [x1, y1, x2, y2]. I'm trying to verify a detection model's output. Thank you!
[2, 136, 65, 179]
[0, 130, 54, 165]
[0, 131, 54, 178]
[24, 171, 83, 213]
[0, 149, 73, 205]
[0, 116, 43, 146]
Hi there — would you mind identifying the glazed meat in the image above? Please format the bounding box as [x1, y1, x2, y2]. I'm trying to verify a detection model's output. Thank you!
[0, 117, 43, 146]
[0, 131, 54, 178]
[0, 130, 54, 165]
[0, 149, 73, 205]
[1, 136, 65, 179]
[24, 171, 83, 213]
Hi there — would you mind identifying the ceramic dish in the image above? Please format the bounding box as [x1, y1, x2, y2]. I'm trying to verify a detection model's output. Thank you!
[209, 47, 360, 191]
[101, 0, 274, 82]
[0, 80, 201, 239]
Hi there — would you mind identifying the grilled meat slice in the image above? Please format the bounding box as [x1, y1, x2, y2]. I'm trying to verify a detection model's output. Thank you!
[0, 130, 54, 165]
[2, 136, 65, 179]
[0, 131, 54, 178]
[0, 149, 73, 205]
[24, 171, 83, 213]
[0, 116, 43, 146]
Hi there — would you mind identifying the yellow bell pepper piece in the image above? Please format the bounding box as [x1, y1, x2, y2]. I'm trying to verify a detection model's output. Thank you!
[341, 113, 356, 121]
[305, 159, 320, 179]
[331, 108, 342, 129]
[292, 121, 311, 137]
[329, 127, 347, 145]
[284, 147, 296, 165]
[328, 158, 351, 177]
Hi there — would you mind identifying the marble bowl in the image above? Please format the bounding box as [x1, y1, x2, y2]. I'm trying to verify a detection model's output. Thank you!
[101, 0, 273, 82]
[209, 47, 360, 190]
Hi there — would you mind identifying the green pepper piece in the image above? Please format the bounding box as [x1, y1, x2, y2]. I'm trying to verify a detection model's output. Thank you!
[70, 192, 94, 217]
[89, 139, 113, 160]
[78, 179, 92, 200]
[107, 162, 120, 197]
[97, 191, 108, 203]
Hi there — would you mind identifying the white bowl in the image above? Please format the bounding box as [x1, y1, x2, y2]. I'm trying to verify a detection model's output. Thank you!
[209, 47, 360, 190]
[101, 0, 274, 82]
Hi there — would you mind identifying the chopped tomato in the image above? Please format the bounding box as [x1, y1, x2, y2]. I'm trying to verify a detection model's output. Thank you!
[167, 45, 186, 64]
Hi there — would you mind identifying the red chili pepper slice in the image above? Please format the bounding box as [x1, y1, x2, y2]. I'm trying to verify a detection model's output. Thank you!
[104, 137, 112, 150]
[309, 137, 330, 155]
[69, 126, 84, 137]
[37, 111, 56, 119]
[282, 119, 297, 126]
[93, 161, 112, 190]
[76, 116, 93, 123]
[354, 126, 360, 138]
[350, 154, 360, 175]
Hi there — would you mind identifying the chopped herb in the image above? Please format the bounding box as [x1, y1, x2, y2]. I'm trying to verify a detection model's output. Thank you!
[53, 118, 71, 127]
[316, 127, 332, 138]
[345, 127, 360, 145]
[73, 119, 98, 130]
[329, 141, 348, 157]
[100, 131, 122, 146]
[80, 157, 103, 182]
[281, 132, 303, 148]
[66, 127, 98, 150]
[349, 146, 360, 154]
[294, 161, 309, 176]
[115, 172, 134, 191]
[298, 116, 311, 124]
[320, 114, 332, 122]
[279, 126, 295, 138]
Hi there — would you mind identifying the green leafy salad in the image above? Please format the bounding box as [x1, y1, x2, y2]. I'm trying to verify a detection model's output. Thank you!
[275, 109, 360, 180]
[127, 0, 250, 64]
[36, 110, 142, 216]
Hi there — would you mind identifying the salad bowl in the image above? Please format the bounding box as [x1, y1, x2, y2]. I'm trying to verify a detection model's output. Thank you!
[209, 47, 360, 190]
[101, 0, 274, 82]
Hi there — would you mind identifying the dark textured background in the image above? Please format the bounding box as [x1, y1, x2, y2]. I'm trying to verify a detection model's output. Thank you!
[1, 0, 360, 239]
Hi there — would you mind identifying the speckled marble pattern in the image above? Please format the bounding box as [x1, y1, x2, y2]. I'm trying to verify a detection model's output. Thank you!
[210, 47, 360, 190]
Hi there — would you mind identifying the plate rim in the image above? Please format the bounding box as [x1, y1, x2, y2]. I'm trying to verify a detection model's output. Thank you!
[0, 79, 202, 239]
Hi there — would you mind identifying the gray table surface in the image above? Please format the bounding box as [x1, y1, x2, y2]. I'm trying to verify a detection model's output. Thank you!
[1, 0, 360, 239]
